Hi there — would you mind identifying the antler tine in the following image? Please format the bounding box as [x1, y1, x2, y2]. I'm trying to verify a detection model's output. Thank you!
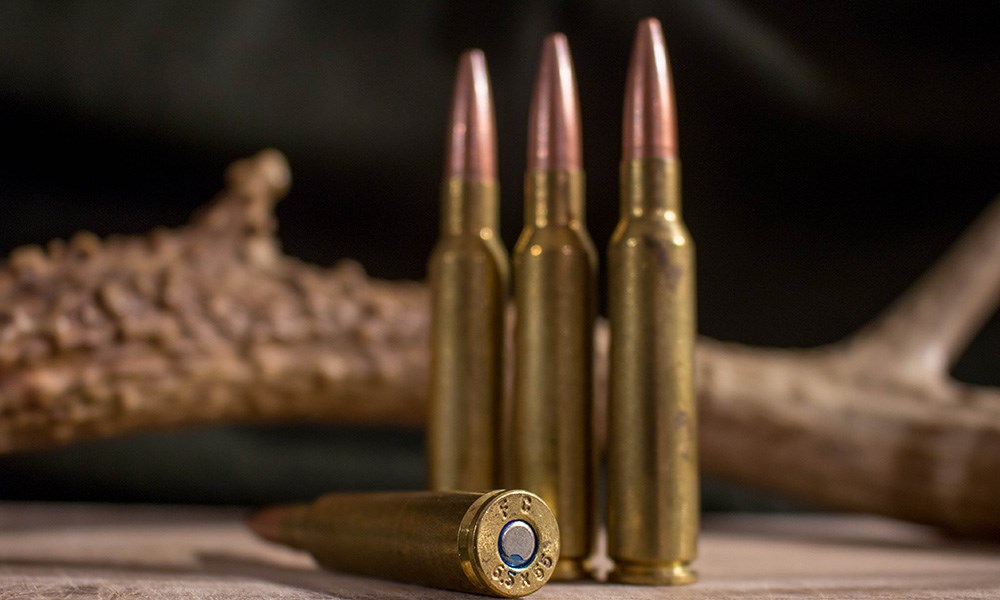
[846, 196, 1000, 383]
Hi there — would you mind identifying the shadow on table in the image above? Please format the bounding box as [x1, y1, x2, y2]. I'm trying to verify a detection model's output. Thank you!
[0, 552, 483, 599]
[199, 552, 484, 599]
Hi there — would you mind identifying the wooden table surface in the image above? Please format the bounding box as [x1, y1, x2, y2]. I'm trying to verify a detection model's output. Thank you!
[1, 503, 999, 599]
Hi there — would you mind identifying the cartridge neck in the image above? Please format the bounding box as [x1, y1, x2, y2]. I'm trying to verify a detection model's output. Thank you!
[620, 158, 680, 220]
[524, 169, 585, 228]
[440, 178, 500, 237]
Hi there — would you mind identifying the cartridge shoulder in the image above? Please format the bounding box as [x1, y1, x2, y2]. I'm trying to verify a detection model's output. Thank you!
[431, 234, 508, 261]
[429, 239, 509, 291]
[513, 225, 597, 260]
[609, 215, 692, 250]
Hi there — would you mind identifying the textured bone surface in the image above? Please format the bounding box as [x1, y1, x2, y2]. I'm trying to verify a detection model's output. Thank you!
[1, 150, 999, 536]
[0, 150, 431, 446]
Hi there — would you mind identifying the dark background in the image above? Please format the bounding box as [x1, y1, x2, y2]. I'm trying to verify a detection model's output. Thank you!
[0, 1, 997, 507]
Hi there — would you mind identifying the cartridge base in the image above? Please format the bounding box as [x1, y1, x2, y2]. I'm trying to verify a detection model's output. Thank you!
[608, 560, 696, 586]
[550, 557, 589, 581]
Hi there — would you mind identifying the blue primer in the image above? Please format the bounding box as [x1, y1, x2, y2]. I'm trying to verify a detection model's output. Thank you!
[498, 520, 537, 569]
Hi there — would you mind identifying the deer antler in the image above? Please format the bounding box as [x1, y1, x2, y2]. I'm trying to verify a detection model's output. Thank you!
[1, 151, 997, 536]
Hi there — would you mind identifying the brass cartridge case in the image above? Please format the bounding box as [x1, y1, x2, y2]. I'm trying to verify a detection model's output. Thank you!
[261, 489, 559, 597]
[428, 179, 508, 491]
[607, 158, 698, 584]
[509, 170, 596, 580]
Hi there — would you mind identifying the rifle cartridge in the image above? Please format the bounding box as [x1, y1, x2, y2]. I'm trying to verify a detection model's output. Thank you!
[508, 33, 597, 582]
[607, 18, 699, 585]
[428, 50, 508, 491]
[250, 489, 560, 597]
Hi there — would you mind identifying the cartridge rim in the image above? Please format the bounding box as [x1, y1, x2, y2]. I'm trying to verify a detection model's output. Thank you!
[459, 489, 560, 597]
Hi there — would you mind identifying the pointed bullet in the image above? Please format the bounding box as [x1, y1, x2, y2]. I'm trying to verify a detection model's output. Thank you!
[247, 504, 289, 545]
[428, 49, 508, 492]
[509, 33, 596, 581]
[527, 33, 583, 172]
[446, 49, 498, 181]
[623, 18, 677, 160]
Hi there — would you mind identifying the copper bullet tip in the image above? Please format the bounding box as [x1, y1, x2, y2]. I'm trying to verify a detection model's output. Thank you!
[528, 33, 583, 171]
[247, 506, 289, 545]
[446, 49, 497, 181]
[623, 18, 677, 160]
